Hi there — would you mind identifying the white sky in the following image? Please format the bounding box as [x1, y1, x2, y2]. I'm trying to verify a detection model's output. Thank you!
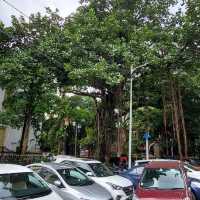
[0, 0, 81, 26]
[0, 0, 185, 27]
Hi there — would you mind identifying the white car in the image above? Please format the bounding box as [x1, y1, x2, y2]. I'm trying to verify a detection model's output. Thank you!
[55, 155, 133, 200]
[27, 162, 113, 200]
[184, 162, 200, 180]
[0, 164, 64, 200]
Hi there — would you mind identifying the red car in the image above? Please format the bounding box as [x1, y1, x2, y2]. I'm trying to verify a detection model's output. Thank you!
[133, 161, 195, 200]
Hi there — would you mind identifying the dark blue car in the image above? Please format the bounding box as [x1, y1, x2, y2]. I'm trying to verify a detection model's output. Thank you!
[120, 166, 200, 200]
[120, 165, 144, 188]
[190, 178, 200, 200]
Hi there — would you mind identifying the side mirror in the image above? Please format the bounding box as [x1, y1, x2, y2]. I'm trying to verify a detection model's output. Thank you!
[54, 180, 62, 188]
[86, 172, 94, 177]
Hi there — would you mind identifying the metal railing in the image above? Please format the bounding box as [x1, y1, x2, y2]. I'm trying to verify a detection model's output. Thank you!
[0, 153, 51, 165]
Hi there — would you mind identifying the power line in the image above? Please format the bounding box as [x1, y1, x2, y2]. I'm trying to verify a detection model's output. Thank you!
[1, 0, 29, 19]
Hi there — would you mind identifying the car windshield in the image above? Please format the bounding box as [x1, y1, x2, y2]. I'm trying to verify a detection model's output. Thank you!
[140, 168, 185, 190]
[57, 168, 94, 186]
[0, 172, 51, 199]
[89, 163, 114, 177]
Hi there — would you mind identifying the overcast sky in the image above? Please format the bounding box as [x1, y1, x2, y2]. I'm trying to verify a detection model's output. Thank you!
[0, 0, 81, 26]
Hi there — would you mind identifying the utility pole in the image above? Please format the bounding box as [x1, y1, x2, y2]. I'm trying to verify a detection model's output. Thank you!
[128, 63, 148, 168]
[128, 66, 133, 169]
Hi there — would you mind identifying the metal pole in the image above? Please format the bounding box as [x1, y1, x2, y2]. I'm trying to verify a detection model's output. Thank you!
[75, 125, 77, 157]
[128, 66, 133, 169]
[146, 138, 149, 160]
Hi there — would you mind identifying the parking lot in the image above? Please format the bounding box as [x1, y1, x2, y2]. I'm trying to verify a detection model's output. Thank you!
[1, 156, 200, 200]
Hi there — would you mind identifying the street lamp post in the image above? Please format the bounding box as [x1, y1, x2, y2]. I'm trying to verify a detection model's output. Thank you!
[73, 121, 81, 157]
[128, 66, 133, 169]
[128, 63, 148, 169]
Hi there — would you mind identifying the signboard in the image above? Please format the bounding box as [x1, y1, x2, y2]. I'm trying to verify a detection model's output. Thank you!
[143, 132, 151, 141]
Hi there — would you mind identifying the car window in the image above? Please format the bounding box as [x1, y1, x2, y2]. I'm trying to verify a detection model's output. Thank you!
[61, 161, 91, 174]
[0, 172, 51, 199]
[140, 168, 185, 189]
[57, 168, 93, 186]
[39, 167, 60, 185]
[88, 163, 114, 177]
[76, 162, 92, 173]
[138, 161, 149, 166]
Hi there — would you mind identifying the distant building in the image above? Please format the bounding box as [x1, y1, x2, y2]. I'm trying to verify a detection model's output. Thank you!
[0, 89, 40, 153]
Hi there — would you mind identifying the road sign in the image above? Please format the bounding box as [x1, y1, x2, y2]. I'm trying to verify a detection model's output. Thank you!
[143, 132, 151, 140]
[143, 132, 151, 160]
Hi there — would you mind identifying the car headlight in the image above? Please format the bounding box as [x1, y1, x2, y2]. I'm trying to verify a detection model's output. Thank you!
[106, 182, 123, 190]
[183, 198, 190, 200]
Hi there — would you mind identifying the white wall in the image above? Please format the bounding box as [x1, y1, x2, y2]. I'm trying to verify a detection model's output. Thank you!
[0, 88, 40, 153]
[4, 127, 21, 151]
[4, 127, 39, 152]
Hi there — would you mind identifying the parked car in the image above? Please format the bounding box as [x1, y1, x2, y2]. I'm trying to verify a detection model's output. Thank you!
[133, 159, 176, 166]
[187, 159, 200, 169]
[133, 161, 195, 200]
[184, 162, 200, 179]
[54, 155, 133, 200]
[120, 165, 144, 188]
[121, 164, 200, 199]
[134, 159, 200, 181]
[27, 162, 113, 200]
[189, 178, 200, 200]
[0, 164, 63, 200]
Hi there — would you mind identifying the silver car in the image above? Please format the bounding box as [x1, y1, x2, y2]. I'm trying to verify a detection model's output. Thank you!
[0, 164, 64, 200]
[27, 163, 113, 200]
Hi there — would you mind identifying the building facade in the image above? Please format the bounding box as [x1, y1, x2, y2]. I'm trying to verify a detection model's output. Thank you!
[0, 89, 40, 152]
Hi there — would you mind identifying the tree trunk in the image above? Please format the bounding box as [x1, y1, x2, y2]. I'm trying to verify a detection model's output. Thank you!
[19, 108, 32, 154]
[98, 92, 116, 163]
[170, 78, 183, 160]
[177, 84, 188, 159]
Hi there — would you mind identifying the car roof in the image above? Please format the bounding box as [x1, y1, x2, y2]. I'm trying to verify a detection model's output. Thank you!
[145, 161, 182, 169]
[29, 162, 74, 170]
[135, 159, 178, 163]
[55, 155, 101, 164]
[0, 164, 32, 174]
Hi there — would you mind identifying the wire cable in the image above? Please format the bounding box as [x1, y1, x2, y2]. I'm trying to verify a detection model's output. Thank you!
[1, 0, 29, 19]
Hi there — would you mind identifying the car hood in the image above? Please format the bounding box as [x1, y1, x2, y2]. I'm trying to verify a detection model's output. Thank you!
[136, 188, 187, 199]
[92, 175, 132, 187]
[70, 182, 112, 200]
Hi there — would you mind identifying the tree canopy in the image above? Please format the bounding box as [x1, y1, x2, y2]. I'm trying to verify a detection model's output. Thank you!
[0, 0, 200, 160]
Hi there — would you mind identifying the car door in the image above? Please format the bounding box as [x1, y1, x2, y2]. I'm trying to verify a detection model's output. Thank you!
[39, 167, 80, 200]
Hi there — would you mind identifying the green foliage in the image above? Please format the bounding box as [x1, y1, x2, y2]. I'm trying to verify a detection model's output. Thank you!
[1, 0, 200, 158]
[80, 127, 96, 146]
